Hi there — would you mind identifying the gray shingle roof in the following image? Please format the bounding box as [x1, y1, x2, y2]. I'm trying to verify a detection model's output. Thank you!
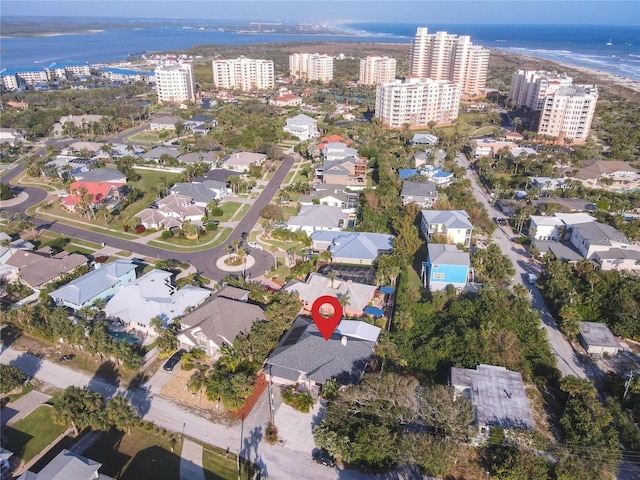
[401, 181, 437, 198]
[428, 243, 470, 266]
[421, 210, 473, 229]
[579, 322, 621, 349]
[73, 168, 126, 183]
[265, 316, 379, 385]
[573, 221, 628, 245]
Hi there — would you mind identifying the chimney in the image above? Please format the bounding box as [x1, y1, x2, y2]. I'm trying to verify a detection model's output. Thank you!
[341, 336, 348, 346]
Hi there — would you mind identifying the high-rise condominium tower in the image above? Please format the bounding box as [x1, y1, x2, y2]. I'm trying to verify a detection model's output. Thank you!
[375, 77, 462, 128]
[359, 56, 397, 86]
[537, 85, 598, 144]
[155, 61, 195, 104]
[212, 57, 274, 91]
[509, 70, 574, 111]
[289, 53, 334, 83]
[410, 28, 489, 97]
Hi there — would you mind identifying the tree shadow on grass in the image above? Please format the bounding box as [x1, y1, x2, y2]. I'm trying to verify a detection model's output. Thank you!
[121, 445, 180, 480]
[81, 429, 131, 480]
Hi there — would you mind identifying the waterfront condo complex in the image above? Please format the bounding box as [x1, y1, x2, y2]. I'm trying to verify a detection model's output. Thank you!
[410, 27, 490, 98]
[358, 55, 397, 86]
[212, 56, 275, 91]
[375, 76, 462, 128]
[509, 70, 574, 111]
[154, 61, 195, 104]
[289, 53, 334, 83]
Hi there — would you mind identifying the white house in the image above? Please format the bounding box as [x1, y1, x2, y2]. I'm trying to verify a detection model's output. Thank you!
[570, 221, 637, 259]
[420, 210, 473, 247]
[221, 152, 266, 172]
[286, 205, 348, 235]
[578, 322, 622, 356]
[0, 128, 25, 146]
[283, 114, 320, 141]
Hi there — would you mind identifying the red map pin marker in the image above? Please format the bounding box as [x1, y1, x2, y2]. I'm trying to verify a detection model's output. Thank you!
[311, 295, 343, 341]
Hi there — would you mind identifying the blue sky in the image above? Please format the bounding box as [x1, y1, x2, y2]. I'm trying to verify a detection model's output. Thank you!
[2, 1, 638, 25]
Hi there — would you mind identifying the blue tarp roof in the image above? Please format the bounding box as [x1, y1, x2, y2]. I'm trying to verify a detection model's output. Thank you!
[364, 306, 384, 317]
[379, 286, 395, 294]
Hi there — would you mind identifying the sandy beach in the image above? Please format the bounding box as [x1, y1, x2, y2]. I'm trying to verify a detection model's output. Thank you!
[556, 63, 640, 94]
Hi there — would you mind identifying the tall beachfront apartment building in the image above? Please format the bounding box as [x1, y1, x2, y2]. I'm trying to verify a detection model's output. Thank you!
[212, 57, 274, 91]
[509, 70, 574, 110]
[359, 56, 397, 86]
[289, 53, 334, 83]
[409, 28, 489, 98]
[154, 61, 195, 104]
[375, 77, 462, 128]
[537, 85, 598, 144]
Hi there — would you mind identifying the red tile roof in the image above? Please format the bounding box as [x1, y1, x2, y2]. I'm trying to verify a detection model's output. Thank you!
[64, 181, 123, 206]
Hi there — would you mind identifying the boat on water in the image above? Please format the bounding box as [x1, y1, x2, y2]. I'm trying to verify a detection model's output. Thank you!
[606, 37, 613, 46]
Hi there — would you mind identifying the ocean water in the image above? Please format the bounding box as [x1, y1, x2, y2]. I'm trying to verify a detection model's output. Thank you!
[343, 23, 640, 81]
[1, 22, 639, 81]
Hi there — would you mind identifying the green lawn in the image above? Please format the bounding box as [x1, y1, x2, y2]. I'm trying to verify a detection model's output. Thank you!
[82, 427, 181, 480]
[283, 170, 295, 185]
[4, 405, 67, 464]
[127, 131, 165, 143]
[202, 446, 256, 480]
[214, 202, 243, 222]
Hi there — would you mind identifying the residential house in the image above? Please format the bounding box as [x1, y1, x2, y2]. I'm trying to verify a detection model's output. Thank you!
[178, 294, 265, 357]
[149, 115, 181, 131]
[510, 147, 537, 159]
[450, 364, 534, 434]
[473, 139, 516, 158]
[184, 114, 217, 135]
[141, 146, 181, 163]
[420, 210, 473, 247]
[530, 176, 567, 193]
[44, 156, 95, 179]
[0, 127, 25, 146]
[48, 260, 137, 311]
[573, 160, 640, 191]
[73, 168, 127, 184]
[17, 449, 114, 480]
[53, 115, 105, 137]
[283, 114, 320, 141]
[270, 93, 303, 107]
[529, 213, 595, 241]
[400, 181, 438, 208]
[410, 133, 438, 145]
[591, 248, 640, 272]
[221, 152, 266, 173]
[284, 272, 377, 317]
[422, 243, 470, 291]
[570, 221, 638, 259]
[529, 240, 583, 262]
[62, 141, 103, 157]
[62, 181, 123, 212]
[286, 205, 348, 235]
[5, 251, 87, 289]
[421, 165, 454, 185]
[298, 184, 359, 213]
[136, 191, 205, 229]
[178, 151, 218, 166]
[319, 156, 367, 186]
[317, 135, 351, 152]
[578, 322, 622, 356]
[104, 269, 211, 332]
[0, 447, 13, 480]
[310, 231, 394, 265]
[263, 316, 381, 388]
[170, 180, 228, 206]
[196, 168, 242, 183]
[322, 142, 358, 162]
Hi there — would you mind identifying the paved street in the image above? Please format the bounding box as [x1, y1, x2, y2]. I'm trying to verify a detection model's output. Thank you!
[2, 154, 295, 282]
[456, 153, 589, 379]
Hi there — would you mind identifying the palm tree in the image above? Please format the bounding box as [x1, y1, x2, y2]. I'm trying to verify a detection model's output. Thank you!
[328, 272, 336, 289]
[337, 292, 350, 315]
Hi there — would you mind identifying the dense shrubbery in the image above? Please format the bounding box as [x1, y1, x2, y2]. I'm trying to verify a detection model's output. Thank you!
[280, 386, 314, 413]
[0, 364, 27, 394]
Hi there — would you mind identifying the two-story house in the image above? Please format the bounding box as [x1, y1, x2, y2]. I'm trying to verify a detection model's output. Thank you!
[283, 113, 319, 141]
[420, 210, 473, 247]
[422, 243, 470, 291]
[400, 181, 438, 208]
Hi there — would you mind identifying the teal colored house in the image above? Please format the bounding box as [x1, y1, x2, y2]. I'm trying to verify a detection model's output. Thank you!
[49, 259, 137, 311]
[422, 243, 470, 291]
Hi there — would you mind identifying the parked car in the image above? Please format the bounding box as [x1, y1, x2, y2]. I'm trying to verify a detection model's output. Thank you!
[58, 354, 75, 362]
[312, 448, 336, 468]
[241, 232, 249, 240]
[205, 220, 220, 226]
[274, 222, 288, 228]
[163, 349, 186, 371]
[247, 241, 263, 250]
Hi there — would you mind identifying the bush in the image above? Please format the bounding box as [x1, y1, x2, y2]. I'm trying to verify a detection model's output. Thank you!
[209, 207, 224, 217]
[135, 224, 146, 234]
[265, 422, 279, 444]
[94, 255, 108, 264]
[161, 230, 174, 239]
[280, 386, 314, 413]
[0, 364, 27, 394]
